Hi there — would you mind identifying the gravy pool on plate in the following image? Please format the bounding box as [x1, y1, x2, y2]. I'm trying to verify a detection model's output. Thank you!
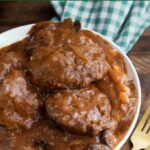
[0, 19, 137, 150]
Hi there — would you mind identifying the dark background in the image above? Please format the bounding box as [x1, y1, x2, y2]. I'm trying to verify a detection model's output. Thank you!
[0, 2, 150, 150]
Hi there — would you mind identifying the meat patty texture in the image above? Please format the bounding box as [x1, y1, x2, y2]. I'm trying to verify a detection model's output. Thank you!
[46, 85, 116, 135]
[0, 69, 41, 129]
[26, 19, 109, 90]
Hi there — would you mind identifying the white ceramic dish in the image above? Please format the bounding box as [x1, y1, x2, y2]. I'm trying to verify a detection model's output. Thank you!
[0, 24, 141, 150]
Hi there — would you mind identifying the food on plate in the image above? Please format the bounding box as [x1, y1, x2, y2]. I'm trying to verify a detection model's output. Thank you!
[0, 41, 27, 81]
[46, 85, 117, 135]
[0, 69, 42, 129]
[0, 19, 137, 150]
[26, 20, 110, 90]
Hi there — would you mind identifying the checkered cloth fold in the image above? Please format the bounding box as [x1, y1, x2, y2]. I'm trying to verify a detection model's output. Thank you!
[51, 1, 150, 53]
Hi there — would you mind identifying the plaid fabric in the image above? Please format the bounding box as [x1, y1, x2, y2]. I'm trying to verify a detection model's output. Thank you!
[51, 1, 150, 53]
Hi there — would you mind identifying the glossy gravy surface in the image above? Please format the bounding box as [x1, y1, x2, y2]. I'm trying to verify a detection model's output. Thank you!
[0, 19, 137, 150]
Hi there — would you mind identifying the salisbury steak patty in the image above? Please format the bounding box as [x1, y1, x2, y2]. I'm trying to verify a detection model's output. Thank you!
[46, 85, 116, 135]
[0, 44, 26, 82]
[26, 19, 109, 90]
[0, 69, 41, 129]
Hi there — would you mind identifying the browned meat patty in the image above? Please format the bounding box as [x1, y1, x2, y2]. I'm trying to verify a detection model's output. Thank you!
[46, 85, 116, 135]
[26, 19, 110, 90]
[0, 69, 42, 129]
[0, 41, 27, 82]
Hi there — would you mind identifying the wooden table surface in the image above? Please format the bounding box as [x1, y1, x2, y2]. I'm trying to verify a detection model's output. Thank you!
[0, 2, 150, 150]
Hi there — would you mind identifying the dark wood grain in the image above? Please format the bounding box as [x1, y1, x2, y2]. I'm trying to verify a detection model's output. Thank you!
[143, 26, 150, 36]
[0, 2, 150, 150]
[0, 25, 16, 33]
[129, 36, 150, 54]
[0, 2, 56, 31]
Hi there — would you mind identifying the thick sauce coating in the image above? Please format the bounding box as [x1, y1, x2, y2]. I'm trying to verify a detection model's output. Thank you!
[0, 19, 137, 150]
[0, 69, 41, 129]
[0, 119, 109, 150]
[0, 41, 26, 81]
[46, 85, 116, 135]
[26, 20, 109, 90]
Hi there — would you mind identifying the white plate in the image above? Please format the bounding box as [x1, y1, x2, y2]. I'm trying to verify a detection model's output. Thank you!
[0, 24, 141, 150]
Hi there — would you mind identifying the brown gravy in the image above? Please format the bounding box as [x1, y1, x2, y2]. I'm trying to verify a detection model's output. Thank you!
[0, 19, 137, 150]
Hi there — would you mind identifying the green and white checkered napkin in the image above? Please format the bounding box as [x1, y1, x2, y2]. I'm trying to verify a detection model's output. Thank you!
[51, 1, 150, 53]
